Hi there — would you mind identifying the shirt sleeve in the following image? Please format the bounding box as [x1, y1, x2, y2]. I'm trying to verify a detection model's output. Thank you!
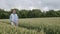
[10, 14, 14, 22]
[10, 14, 12, 22]
[16, 14, 18, 20]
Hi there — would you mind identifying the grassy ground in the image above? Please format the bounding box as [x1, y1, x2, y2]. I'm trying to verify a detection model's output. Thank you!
[0, 17, 60, 34]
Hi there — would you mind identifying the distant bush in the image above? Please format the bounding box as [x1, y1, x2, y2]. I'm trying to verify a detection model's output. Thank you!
[0, 9, 60, 19]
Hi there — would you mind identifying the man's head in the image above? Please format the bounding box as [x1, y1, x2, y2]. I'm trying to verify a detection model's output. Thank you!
[12, 9, 16, 14]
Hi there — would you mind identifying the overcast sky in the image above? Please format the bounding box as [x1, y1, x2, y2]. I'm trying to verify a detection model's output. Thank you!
[0, 0, 60, 11]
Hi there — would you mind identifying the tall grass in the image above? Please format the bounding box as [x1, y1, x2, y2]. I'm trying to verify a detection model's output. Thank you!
[0, 17, 60, 34]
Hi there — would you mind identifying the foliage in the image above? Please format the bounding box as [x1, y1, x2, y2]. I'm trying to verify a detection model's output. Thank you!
[0, 9, 60, 19]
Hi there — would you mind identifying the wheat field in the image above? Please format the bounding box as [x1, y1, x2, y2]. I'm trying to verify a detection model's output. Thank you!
[0, 17, 60, 34]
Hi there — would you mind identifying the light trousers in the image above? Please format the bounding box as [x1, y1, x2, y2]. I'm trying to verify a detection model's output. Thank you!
[11, 22, 18, 26]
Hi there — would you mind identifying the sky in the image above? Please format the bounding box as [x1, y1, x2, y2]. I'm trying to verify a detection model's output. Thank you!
[0, 0, 60, 11]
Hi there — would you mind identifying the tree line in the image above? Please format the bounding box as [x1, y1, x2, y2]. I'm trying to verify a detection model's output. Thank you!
[0, 9, 60, 19]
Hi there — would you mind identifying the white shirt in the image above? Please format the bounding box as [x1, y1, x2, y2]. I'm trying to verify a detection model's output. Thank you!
[10, 13, 18, 22]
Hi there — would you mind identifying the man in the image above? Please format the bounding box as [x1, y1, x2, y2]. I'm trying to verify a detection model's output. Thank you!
[10, 9, 18, 26]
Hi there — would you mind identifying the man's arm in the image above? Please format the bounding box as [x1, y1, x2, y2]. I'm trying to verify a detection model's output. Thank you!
[10, 14, 14, 22]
